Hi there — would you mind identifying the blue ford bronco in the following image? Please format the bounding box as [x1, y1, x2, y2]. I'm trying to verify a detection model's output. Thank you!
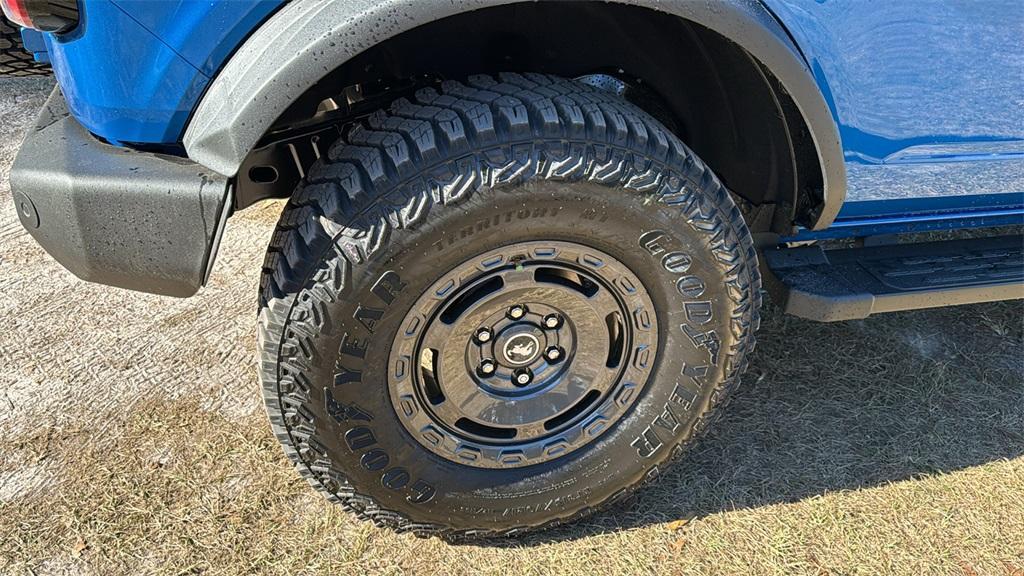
[5, 0, 1023, 538]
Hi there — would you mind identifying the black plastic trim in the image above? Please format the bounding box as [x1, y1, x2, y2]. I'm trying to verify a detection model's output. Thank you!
[763, 235, 1024, 321]
[11, 86, 230, 297]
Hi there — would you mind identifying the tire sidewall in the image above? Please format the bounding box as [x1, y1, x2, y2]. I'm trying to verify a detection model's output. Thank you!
[271, 178, 743, 530]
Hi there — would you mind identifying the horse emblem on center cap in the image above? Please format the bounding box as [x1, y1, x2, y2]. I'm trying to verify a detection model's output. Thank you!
[503, 334, 540, 365]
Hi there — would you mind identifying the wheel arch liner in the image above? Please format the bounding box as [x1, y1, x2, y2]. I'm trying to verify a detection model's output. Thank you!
[12, 86, 230, 297]
[182, 0, 846, 230]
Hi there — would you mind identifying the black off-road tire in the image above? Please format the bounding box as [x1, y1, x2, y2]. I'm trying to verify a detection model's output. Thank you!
[0, 16, 50, 77]
[258, 73, 761, 538]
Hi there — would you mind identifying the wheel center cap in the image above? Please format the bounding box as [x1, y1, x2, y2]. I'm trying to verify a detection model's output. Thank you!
[502, 333, 541, 365]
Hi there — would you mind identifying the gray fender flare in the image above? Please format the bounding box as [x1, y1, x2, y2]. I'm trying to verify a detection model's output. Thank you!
[183, 0, 846, 229]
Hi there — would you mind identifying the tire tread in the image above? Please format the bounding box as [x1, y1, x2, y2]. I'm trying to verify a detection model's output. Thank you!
[258, 74, 762, 540]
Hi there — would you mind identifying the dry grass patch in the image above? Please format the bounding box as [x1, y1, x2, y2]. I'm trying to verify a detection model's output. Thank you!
[2, 299, 1022, 575]
[1, 77, 1022, 576]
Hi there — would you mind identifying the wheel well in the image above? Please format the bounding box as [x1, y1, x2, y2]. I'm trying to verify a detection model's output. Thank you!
[240, 1, 823, 234]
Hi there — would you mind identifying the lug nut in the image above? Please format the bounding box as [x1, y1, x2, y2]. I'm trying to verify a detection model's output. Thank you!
[543, 314, 562, 329]
[478, 359, 497, 376]
[545, 346, 563, 362]
[507, 304, 527, 320]
[475, 328, 492, 343]
[513, 368, 533, 386]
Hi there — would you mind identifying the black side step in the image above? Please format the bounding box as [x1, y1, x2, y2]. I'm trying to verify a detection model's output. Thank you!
[763, 235, 1024, 322]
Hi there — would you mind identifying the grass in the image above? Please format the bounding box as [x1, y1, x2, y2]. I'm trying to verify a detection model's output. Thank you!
[1, 78, 1023, 575]
[1, 206, 1021, 574]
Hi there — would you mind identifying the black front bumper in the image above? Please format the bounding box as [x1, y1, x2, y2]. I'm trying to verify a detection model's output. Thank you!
[10, 87, 230, 297]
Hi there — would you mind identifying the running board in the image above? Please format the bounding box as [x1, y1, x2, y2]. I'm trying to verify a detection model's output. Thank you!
[763, 235, 1024, 322]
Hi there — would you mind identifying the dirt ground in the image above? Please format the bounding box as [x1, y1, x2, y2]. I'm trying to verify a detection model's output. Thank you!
[1, 77, 1022, 576]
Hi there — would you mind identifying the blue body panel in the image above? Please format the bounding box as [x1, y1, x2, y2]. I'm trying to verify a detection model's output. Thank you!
[762, 0, 1024, 238]
[36, 0, 1024, 236]
[19, 29, 49, 63]
[43, 0, 280, 144]
[109, 0, 280, 77]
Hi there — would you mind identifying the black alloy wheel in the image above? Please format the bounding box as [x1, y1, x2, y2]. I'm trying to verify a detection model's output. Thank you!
[390, 240, 657, 469]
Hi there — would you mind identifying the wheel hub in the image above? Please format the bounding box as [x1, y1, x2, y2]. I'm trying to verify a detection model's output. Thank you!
[499, 331, 541, 367]
[389, 241, 658, 469]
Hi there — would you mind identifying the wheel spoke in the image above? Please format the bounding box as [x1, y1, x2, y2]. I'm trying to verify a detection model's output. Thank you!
[498, 266, 536, 289]
[419, 322, 457, 359]
[583, 285, 619, 315]
[425, 395, 466, 428]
